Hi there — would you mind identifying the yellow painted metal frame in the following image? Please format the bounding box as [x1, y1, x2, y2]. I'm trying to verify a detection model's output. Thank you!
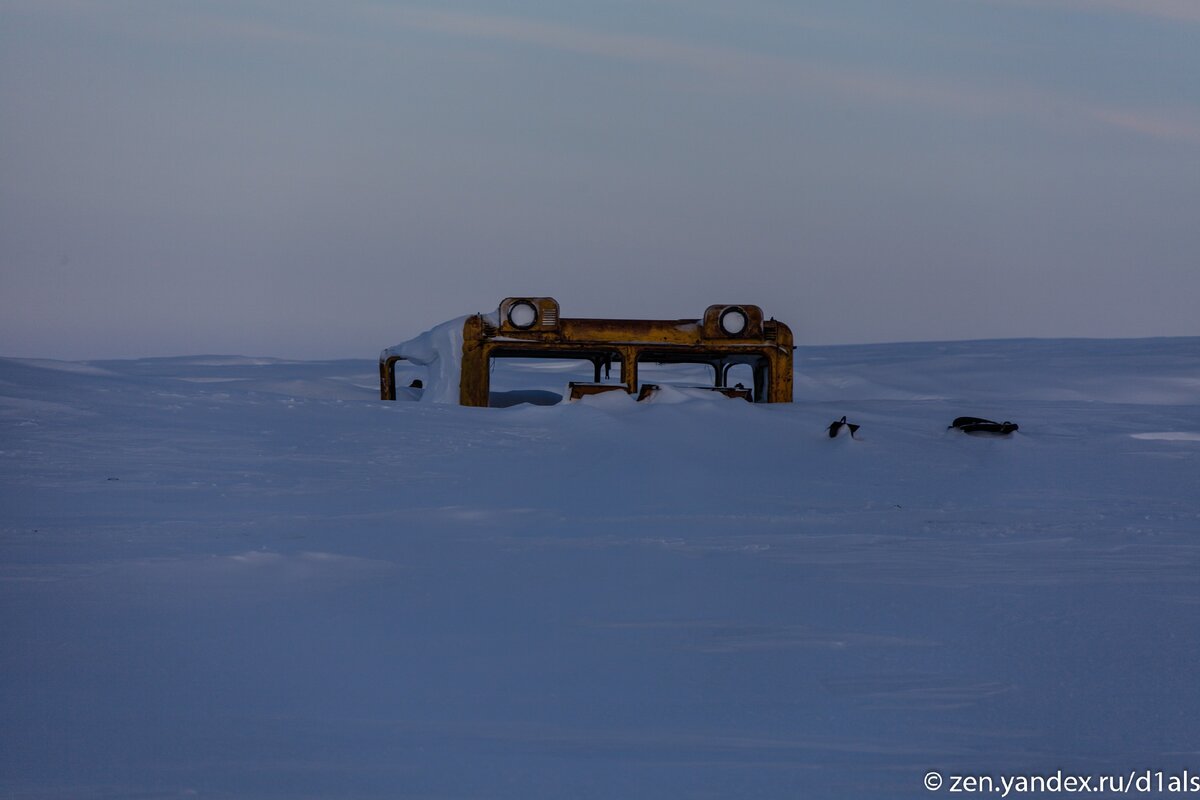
[380, 297, 794, 406]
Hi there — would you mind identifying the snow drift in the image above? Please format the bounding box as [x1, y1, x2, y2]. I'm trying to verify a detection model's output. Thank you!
[380, 315, 468, 404]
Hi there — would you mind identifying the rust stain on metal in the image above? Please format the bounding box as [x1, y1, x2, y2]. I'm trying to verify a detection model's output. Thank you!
[381, 297, 794, 406]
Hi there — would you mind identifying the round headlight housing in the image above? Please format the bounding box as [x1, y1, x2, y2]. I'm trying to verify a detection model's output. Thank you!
[719, 307, 748, 336]
[507, 301, 538, 329]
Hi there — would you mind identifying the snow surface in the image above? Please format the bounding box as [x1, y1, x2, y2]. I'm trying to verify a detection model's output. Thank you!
[2, 338, 1199, 799]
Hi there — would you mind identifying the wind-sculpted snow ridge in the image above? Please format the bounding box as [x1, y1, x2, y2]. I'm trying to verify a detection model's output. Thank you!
[1, 337, 1198, 799]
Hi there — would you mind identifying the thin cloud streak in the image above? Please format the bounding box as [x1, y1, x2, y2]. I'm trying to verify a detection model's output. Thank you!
[989, 0, 1200, 25]
[1087, 107, 1200, 145]
[381, 7, 760, 76]
[11, 0, 1198, 145]
[1088, 0, 1200, 22]
[376, 6, 1200, 146]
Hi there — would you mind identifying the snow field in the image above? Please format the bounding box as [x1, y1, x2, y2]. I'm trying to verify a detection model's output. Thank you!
[1, 338, 1198, 798]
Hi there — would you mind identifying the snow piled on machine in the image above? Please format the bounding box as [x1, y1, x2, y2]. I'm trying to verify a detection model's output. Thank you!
[380, 315, 468, 404]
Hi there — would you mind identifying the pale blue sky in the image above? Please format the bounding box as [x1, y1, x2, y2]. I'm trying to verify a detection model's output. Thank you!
[2, 0, 1197, 358]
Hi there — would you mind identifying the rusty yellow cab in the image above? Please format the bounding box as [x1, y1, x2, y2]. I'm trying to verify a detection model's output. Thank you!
[380, 297, 794, 407]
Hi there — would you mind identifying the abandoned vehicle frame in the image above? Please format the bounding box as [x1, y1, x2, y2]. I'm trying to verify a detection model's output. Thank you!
[379, 297, 795, 407]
